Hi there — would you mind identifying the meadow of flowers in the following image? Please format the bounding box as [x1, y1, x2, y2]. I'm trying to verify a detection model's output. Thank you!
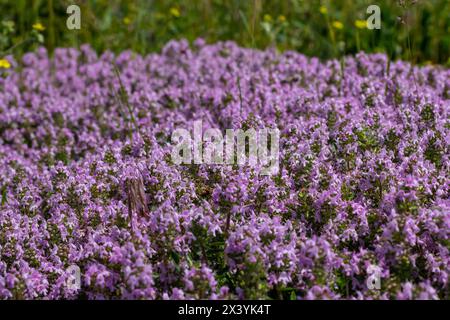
[0, 40, 448, 300]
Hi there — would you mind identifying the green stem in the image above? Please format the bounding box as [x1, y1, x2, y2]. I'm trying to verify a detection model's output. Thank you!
[48, 0, 56, 53]
[356, 31, 360, 53]
[0, 38, 33, 56]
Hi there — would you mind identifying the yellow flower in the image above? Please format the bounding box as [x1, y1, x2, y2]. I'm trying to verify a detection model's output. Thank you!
[277, 15, 286, 23]
[263, 14, 272, 23]
[332, 21, 344, 30]
[32, 22, 45, 31]
[355, 20, 367, 29]
[170, 7, 181, 18]
[319, 6, 328, 15]
[123, 17, 132, 25]
[0, 58, 11, 69]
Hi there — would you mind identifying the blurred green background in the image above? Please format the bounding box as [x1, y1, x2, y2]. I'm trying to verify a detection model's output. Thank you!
[1, 0, 449, 64]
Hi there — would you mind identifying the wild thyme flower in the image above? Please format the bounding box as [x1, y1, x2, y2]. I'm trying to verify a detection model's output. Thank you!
[0, 41, 448, 300]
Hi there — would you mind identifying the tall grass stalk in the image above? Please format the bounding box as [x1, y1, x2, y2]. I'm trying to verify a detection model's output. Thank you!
[112, 63, 141, 142]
